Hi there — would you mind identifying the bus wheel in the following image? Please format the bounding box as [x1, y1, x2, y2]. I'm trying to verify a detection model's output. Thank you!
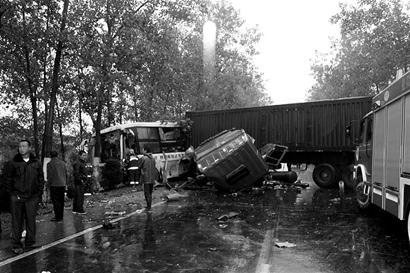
[356, 181, 371, 210]
[312, 164, 337, 188]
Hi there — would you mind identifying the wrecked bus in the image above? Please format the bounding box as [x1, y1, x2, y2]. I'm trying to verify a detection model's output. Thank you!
[186, 96, 372, 189]
[88, 121, 189, 188]
[354, 71, 410, 242]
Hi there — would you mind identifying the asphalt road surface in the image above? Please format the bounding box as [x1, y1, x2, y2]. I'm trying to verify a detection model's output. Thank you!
[0, 167, 409, 273]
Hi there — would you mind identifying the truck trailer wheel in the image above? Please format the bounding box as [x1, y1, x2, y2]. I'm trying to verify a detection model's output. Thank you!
[312, 164, 337, 188]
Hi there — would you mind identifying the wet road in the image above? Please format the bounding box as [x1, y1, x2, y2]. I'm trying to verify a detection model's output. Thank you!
[1, 168, 410, 273]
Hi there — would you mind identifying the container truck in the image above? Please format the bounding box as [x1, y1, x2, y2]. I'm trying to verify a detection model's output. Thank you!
[186, 96, 372, 188]
[353, 71, 410, 242]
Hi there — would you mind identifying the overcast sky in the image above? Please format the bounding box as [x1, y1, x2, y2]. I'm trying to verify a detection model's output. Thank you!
[230, 0, 351, 104]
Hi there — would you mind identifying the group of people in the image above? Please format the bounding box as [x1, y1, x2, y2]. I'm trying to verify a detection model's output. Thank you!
[0, 140, 88, 254]
[0, 140, 158, 255]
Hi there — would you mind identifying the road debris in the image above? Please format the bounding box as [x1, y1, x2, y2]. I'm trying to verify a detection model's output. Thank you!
[217, 212, 240, 221]
[102, 242, 111, 248]
[275, 241, 297, 248]
[102, 221, 118, 230]
[293, 180, 309, 188]
[104, 211, 126, 216]
[162, 190, 189, 202]
[330, 198, 341, 203]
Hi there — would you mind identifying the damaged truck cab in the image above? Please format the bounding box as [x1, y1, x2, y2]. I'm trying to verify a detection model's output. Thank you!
[354, 71, 410, 242]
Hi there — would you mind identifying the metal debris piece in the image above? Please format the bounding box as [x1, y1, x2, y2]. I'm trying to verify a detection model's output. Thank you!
[329, 198, 341, 203]
[102, 242, 111, 248]
[217, 212, 240, 221]
[275, 241, 296, 248]
[293, 180, 309, 188]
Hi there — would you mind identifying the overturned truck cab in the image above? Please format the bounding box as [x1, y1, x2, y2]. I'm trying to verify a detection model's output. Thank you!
[194, 129, 291, 191]
[195, 129, 267, 191]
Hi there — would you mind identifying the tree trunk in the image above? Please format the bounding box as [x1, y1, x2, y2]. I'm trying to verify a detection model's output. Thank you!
[43, 0, 69, 157]
[94, 82, 105, 158]
[22, 7, 40, 157]
[29, 93, 40, 157]
[24, 50, 39, 157]
[56, 103, 65, 159]
[79, 94, 83, 142]
[134, 88, 139, 121]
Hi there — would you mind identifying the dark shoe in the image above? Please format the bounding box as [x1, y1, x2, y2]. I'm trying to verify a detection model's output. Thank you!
[51, 218, 63, 222]
[12, 247, 24, 255]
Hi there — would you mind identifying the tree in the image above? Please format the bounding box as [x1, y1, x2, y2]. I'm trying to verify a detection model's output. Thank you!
[0, 0, 53, 156]
[309, 0, 410, 100]
[43, 0, 70, 158]
[1, 0, 268, 164]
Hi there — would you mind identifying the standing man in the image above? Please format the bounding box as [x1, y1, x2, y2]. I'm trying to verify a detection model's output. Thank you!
[72, 150, 87, 214]
[47, 151, 67, 222]
[4, 139, 44, 254]
[139, 145, 159, 211]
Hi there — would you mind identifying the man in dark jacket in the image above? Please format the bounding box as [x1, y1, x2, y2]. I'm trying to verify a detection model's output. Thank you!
[139, 145, 159, 211]
[4, 139, 44, 254]
[72, 150, 87, 214]
[47, 151, 67, 222]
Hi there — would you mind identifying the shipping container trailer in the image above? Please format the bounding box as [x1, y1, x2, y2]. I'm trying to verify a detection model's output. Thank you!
[186, 96, 372, 188]
[353, 71, 410, 243]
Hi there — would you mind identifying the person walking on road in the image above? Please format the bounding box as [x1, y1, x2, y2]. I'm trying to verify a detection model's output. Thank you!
[4, 139, 44, 254]
[47, 151, 67, 222]
[72, 150, 87, 214]
[140, 145, 159, 211]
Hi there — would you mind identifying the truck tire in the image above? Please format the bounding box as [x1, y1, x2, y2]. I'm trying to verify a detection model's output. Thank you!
[312, 164, 337, 188]
[341, 168, 355, 189]
[356, 181, 371, 210]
